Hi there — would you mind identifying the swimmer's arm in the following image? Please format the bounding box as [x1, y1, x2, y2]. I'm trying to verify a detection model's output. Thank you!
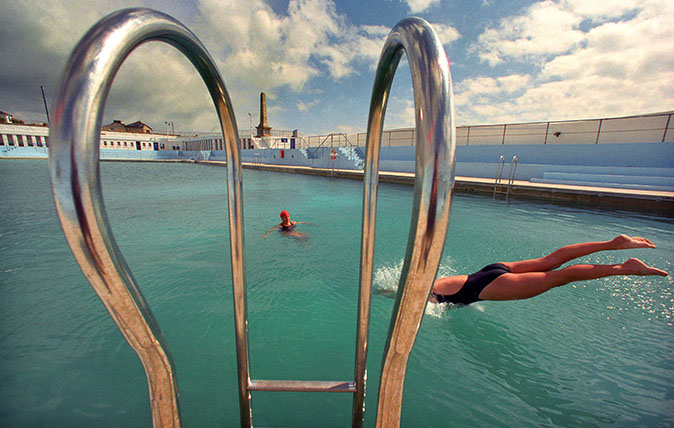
[262, 224, 281, 238]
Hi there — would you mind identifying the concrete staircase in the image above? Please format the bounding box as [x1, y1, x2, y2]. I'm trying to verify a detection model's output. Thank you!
[338, 147, 364, 169]
[300, 148, 321, 159]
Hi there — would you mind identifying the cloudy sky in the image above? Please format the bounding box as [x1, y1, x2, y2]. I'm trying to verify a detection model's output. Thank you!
[1, 0, 672, 136]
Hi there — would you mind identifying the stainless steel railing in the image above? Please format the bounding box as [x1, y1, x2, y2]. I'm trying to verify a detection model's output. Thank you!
[361, 17, 455, 428]
[49, 8, 242, 428]
[506, 155, 518, 200]
[49, 9, 455, 428]
[493, 155, 506, 198]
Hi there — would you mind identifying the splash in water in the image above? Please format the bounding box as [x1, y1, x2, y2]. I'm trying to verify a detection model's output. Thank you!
[373, 258, 467, 317]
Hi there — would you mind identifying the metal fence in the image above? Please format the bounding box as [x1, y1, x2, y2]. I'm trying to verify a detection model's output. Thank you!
[306, 112, 673, 147]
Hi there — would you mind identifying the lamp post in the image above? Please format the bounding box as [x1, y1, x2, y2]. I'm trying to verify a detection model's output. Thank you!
[41, 86, 51, 125]
[248, 112, 253, 150]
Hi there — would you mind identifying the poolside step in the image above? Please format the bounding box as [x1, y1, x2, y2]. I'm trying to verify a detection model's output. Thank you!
[542, 171, 674, 186]
[532, 171, 674, 191]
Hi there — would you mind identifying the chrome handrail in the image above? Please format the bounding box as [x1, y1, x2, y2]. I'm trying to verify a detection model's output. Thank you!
[493, 155, 505, 198]
[506, 155, 518, 200]
[48, 8, 244, 428]
[358, 17, 455, 428]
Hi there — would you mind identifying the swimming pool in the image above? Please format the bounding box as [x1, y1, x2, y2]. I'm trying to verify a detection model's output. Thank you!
[1, 159, 672, 426]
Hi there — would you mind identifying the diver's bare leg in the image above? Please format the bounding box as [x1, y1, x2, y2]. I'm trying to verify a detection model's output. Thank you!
[502, 235, 656, 273]
[480, 258, 668, 301]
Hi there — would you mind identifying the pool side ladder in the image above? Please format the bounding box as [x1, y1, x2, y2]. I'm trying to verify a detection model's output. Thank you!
[493, 155, 518, 200]
[233, 16, 455, 428]
[48, 8, 455, 428]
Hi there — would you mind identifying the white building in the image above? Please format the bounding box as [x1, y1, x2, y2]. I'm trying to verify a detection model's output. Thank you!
[0, 123, 181, 151]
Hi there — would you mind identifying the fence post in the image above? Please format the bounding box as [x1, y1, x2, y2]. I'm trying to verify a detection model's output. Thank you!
[663, 114, 672, 143]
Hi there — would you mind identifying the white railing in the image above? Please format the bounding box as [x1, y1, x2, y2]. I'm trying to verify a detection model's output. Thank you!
[314, 112, 673, 147]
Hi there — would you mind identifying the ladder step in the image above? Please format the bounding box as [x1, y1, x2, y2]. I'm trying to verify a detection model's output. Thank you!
[249, 380, 356, 393]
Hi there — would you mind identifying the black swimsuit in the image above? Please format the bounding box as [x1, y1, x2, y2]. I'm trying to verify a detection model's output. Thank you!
[280, 222, 295, 231]
[431, 263, 510, 305]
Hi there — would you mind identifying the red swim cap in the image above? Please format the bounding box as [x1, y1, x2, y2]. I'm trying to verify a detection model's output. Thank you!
[280, 210, 289, 218]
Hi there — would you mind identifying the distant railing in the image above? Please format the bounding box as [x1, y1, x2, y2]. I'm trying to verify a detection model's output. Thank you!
[457, 113, 673, 145]
[306, 133, 358, 148]
[308, 133, 357, 157]
[313, 112, 673, 147]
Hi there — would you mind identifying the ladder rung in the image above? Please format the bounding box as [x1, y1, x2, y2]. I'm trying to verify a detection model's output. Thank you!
[249, 380, 356, 393]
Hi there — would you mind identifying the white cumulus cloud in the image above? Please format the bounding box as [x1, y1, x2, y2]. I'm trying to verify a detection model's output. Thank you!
[430, 23, 461, 45]
[456, 0, 674, 125]
[195, 0, 392, 123]
[403, 0, 441, 14]
[297, 99, 319, 112]
[473, 0, 584, 66]
[0, 0, 398, 132]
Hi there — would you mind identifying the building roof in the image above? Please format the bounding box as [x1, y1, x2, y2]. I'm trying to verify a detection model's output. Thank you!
[127, 120, 152, 129]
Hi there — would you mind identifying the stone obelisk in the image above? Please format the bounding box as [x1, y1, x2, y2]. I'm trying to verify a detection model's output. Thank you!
[255, 92, 272, 137]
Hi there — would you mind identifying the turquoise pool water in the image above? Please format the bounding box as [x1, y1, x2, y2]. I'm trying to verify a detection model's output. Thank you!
[1, 159, 673, 427]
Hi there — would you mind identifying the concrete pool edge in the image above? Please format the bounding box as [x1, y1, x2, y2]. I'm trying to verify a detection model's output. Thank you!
[200, 161, 674, 217]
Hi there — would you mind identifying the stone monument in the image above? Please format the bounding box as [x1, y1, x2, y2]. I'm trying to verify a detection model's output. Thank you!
[255, 92, 272, 137]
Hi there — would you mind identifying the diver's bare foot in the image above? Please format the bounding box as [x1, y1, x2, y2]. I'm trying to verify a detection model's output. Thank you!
[612, 234, 656, 249]
[622, 258, 668, 276]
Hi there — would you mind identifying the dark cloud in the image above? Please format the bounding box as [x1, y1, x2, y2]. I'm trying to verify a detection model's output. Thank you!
[0, 1, 218, 132]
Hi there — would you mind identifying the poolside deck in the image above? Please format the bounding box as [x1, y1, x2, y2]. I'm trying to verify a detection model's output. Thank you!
[201, 161, 674, 217]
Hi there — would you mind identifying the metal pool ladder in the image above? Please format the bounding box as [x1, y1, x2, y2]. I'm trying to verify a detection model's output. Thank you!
[493, 155, 518, 200]
[48, 9, 455, 428]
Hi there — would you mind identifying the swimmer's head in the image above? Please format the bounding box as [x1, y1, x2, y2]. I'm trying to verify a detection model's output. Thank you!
[280, 210, 289, 219]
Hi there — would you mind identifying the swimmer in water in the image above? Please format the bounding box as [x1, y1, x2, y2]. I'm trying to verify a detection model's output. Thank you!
[431, 235, 669, 306]
[263, 210, 311, 238]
